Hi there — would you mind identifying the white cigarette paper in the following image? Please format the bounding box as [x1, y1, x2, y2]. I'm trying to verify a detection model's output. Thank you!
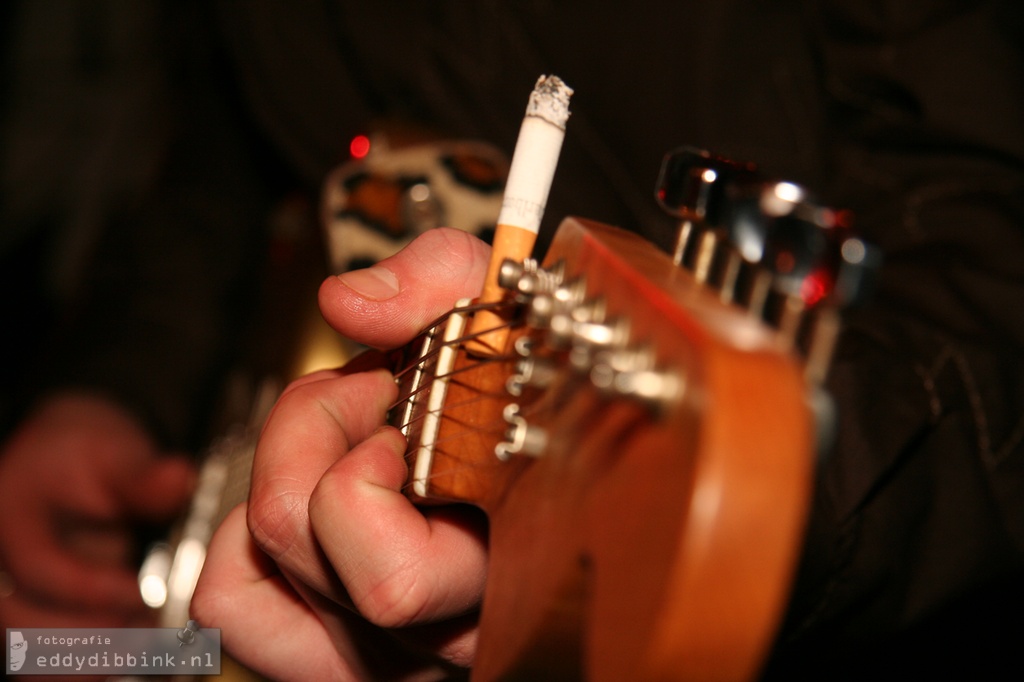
[467, 75, 573, 355]
[497, 75, 574, 234]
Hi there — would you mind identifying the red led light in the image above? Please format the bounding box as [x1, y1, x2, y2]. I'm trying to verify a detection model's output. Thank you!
[349, 134, 371, 159]
[801, 269, 833, 307]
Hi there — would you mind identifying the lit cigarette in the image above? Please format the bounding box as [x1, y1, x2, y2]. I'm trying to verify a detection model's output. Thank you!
[469, 75, 573, 354]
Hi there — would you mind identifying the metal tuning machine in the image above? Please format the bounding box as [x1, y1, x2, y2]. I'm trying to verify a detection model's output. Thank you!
[655, 145, 758, 286]
[657, 147, 881, 454]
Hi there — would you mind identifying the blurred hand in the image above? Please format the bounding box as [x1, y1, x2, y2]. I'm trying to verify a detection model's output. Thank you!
[193, 228, 493, 680]
[0, 393, 196, 629]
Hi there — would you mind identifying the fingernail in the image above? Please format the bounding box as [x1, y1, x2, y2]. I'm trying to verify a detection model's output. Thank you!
[337, 266, 400, 300]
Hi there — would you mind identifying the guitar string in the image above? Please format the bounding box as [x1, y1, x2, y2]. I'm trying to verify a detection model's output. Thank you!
[395, 349, 545, 495]
[395, 381, 521, 495]
[206, 302, 522, 508]
[387, 303, 520, 412]
[391, 298, 518, 383]
[390, 357, 513, 433]
[399, 408, 516, 494]
[389, 338, 516, 411]
[386, 302, 528, 492]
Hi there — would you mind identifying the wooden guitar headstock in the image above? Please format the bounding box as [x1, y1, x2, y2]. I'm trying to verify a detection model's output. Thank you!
[392, 216, 818, 681]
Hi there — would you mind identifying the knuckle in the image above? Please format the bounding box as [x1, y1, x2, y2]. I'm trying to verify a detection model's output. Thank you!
[246, 487, 307, 561]
[358, 570, 427, 628]
[246, 383, 327, 561]
[410, 228, 482, 276]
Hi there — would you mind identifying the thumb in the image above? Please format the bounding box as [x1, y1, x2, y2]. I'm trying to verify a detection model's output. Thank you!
[318, 228, 491, 349]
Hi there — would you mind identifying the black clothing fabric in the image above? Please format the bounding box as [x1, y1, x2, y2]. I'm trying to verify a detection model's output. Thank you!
[3, 0, 1022, 677]
[1, 2, 280, 445]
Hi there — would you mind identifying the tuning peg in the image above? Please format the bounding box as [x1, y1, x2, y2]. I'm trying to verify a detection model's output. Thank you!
[495, 404, 548, 460]
[721, 179, 881, 382]
[719, 179, 814, 337]
[656, 146, 757, 223]
[722, 179, 871, 308]
[498, 258, 566, 297]
[655, 147, 758, 269]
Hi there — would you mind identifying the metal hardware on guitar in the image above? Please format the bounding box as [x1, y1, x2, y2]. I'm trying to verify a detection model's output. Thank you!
[656, 146, 881, 360]
[656, 146, 881, 454]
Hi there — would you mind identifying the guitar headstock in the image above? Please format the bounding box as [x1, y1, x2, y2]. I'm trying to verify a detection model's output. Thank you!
[392, 216, 818, 680]
[391, 148, 878, 681]
[466, 217, 814, 681]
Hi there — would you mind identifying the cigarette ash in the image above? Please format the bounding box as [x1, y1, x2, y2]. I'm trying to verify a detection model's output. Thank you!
[526, 75, 573, 130]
